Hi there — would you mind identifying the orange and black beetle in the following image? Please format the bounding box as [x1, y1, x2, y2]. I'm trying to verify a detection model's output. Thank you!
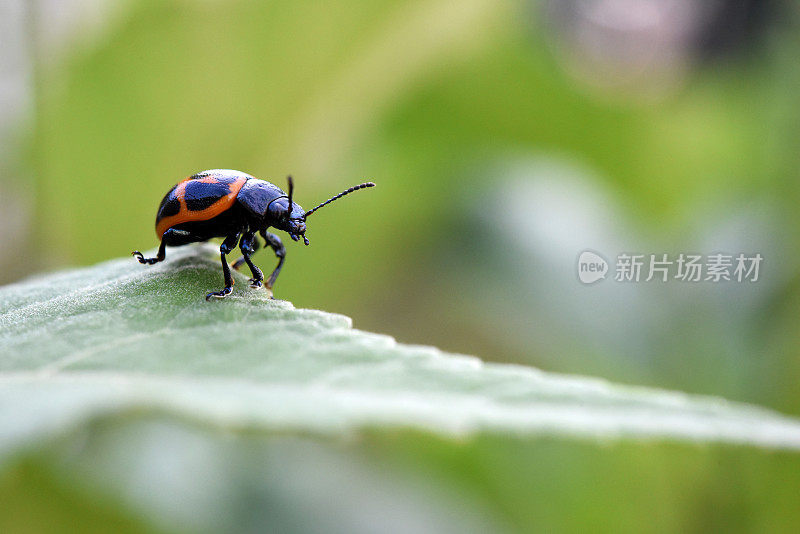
[133, 169, 374, 300]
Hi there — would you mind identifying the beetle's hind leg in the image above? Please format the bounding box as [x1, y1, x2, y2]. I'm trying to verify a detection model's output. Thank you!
[206, 233, 240, 300]
[235, 232, 265, 290]
[132, 238, 166, 265]
[133, 229, 194, 264]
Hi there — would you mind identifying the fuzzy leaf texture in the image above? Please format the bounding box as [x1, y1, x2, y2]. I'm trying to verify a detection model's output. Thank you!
[2, 244, 800, 458]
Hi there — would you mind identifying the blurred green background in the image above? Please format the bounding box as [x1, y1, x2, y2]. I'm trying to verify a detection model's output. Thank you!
[2, 0, 800, 531]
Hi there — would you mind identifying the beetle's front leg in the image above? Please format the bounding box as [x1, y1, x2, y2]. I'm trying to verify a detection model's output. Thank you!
[206, 232, 240, 300]
[260, 230, 286, 297]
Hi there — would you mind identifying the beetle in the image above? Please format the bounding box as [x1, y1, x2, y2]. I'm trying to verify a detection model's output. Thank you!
[132, 169, 374, 300]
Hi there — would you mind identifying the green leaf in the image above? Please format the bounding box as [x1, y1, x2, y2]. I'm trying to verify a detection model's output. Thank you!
[2, 244, 800, 460]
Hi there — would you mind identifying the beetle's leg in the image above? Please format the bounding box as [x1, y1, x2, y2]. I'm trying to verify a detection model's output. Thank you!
[132, 236, 167, 265]
[133, 229, 197, 265]
[236, 232, 264, 289]
[260, 230, 286, 295]
[231, 234, 261, 272]
[206, 233, 240, 300]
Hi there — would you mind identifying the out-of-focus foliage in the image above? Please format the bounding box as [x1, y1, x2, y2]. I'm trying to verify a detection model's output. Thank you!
[6, 422, 800, 534]
[2, 248, 800, 532]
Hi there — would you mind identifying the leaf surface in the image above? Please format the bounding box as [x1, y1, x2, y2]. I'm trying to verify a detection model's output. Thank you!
[2, 245, 800, 457]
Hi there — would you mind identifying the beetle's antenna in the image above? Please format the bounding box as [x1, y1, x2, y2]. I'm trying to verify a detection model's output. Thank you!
[285, 176, 294, 219]
[303, 182, 375, 220]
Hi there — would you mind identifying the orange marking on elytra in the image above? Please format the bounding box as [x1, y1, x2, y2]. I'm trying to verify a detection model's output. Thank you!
[174, 181, 188, 203]
[155, 176, 248, 238]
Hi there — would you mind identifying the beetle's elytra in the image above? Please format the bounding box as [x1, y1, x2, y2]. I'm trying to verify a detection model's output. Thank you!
[132, 169, 374, 300]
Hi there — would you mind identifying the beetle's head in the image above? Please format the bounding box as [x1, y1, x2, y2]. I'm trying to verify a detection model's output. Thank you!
[285, 210, 307, 244]
[270, 176, 375, 246]
[266, 177, 308, 244]
[267, 198, 307, 245]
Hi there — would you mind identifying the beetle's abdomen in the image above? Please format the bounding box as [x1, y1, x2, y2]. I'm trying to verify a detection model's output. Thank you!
[155, 170, 251, 238]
